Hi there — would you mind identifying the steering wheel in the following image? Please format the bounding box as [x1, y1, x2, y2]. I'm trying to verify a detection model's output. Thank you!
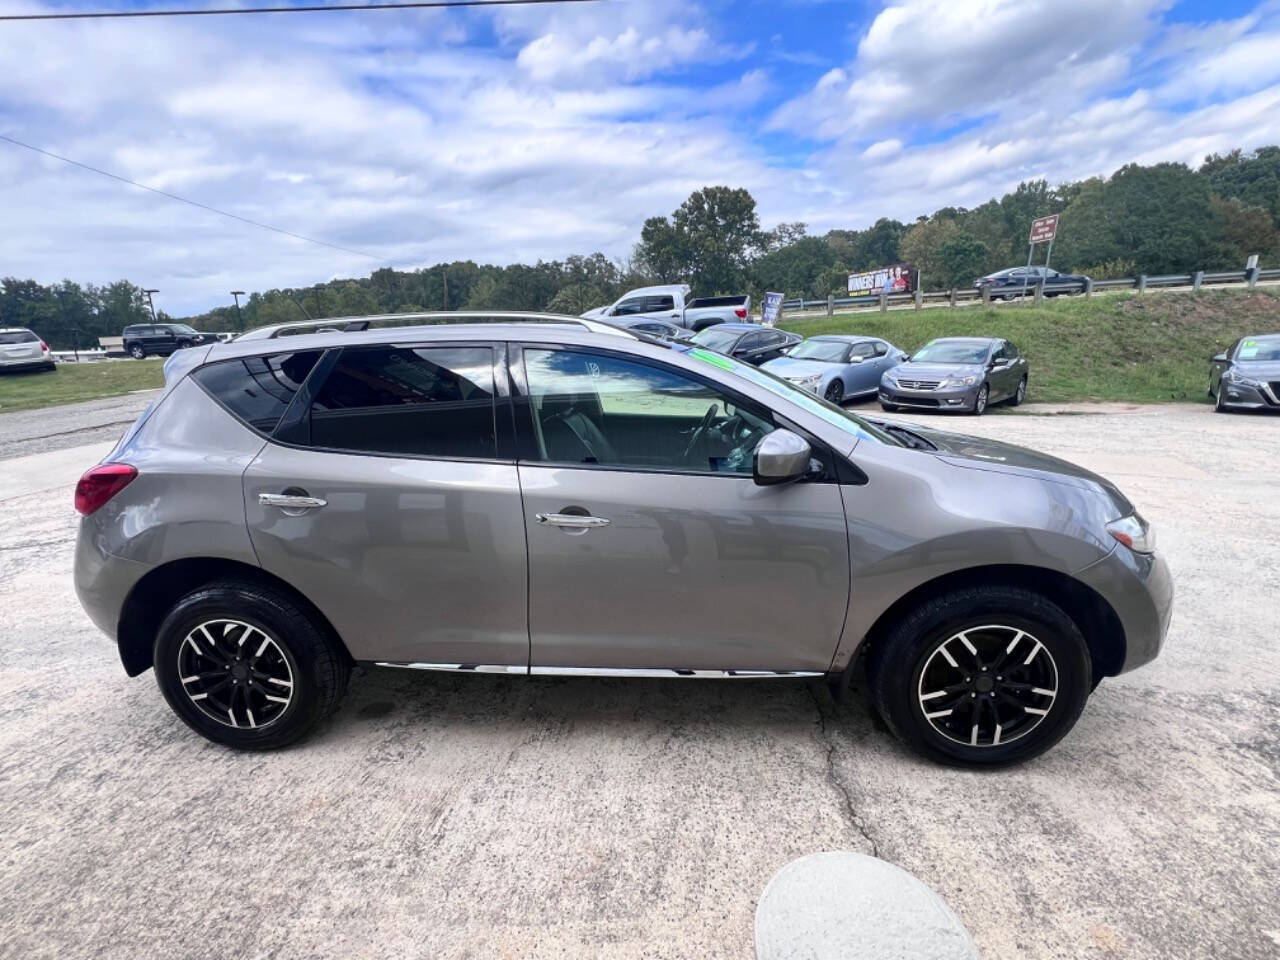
[680, 403, 719, 464]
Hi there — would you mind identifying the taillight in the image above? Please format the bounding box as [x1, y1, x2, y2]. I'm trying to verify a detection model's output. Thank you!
[75, 463, 137, 515]
[39, 340, 49, 353]
[734, 307, 747, 318]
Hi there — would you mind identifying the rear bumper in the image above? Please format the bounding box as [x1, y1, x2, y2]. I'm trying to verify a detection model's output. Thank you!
[0, 356, 53, 370]
[1074, 545, 1174, 674]
[74, 522, 150, 650]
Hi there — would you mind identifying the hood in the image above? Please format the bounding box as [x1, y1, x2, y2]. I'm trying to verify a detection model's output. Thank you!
[580, 306, 609, 320]
[878, 421, 1134, 515]
[1233, 360, 1280, 379]
[761, 357, 836, 378]
[888, 362, 985, 381]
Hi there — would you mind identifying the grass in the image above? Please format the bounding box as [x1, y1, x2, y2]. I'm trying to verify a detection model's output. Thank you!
[780, 288, 1280, 404]
[0, 359, 164, 413]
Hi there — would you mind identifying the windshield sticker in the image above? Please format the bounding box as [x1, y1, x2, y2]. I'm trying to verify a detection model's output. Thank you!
[1239, 345, 1259, 358]
[689, 347, 735, 371]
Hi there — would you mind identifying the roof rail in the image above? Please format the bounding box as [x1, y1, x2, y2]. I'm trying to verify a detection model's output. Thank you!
[234, 310, 637, 342]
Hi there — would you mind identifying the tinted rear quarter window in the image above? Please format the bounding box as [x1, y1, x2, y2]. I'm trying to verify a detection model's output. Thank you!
[193, 351, 321, 433]
[309, 345, 496, 460]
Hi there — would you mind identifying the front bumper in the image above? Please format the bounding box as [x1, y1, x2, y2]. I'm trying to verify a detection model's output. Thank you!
[1074, 544, 1174, 674]
[1219, 379, 1280, 409]
[879, 382, 980, 411]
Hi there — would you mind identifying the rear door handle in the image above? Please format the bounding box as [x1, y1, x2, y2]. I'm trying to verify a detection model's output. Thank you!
[259, 493, 327, 510]
[535, 513, 610, 529]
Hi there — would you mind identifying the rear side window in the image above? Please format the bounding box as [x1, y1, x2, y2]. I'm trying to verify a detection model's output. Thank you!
[645, 295, 675, 311]
[193, 351, 321, 434]
[0, 331, 38, 344]
[308, 345, 496, 460]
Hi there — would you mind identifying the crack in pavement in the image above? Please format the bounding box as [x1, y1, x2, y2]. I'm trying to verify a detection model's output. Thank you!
[806, 683, 883, 860]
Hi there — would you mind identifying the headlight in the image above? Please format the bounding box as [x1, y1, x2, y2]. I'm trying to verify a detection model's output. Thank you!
[1225, 370, 1262, 388]
[1106, 514, 1156, 554]
[790, 374, 822, 387]
[938, 375, 978, 388]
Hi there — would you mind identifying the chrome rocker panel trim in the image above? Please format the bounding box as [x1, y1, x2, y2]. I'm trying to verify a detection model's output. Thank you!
[374, 662, 823, 679]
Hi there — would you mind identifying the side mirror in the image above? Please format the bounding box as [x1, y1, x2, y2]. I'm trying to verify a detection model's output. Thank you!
[1211, 352, 1228, 364]
[901, 354, 911, 362]
[847, 356, 863, 364]
[753, 430, 812, 486]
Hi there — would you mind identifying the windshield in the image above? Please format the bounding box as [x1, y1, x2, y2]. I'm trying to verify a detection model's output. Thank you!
[912, 340, 990, 364]
[685, 346, 899, 447]
[787, 339, 850, 362]
[691, 327, 741, 352]
[1235, 335, 1280, 362]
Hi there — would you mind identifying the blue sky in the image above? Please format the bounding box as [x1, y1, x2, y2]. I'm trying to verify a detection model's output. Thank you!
[2, 0, 1280, 312]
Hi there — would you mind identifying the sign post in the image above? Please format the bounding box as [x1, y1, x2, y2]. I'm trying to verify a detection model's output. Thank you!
[761, 291, 784, 327]
[1021, 214, 1059, 303]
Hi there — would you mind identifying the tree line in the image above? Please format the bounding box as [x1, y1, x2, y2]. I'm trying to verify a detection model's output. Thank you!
[3, 147, 1277, 348]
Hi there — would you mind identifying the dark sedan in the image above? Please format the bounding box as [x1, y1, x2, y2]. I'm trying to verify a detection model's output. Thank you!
[976, 267, 1089, 300]
[689, 323, 801, 366]
[1209, 333, 1280, 412]
[880, 337, 1028, 415]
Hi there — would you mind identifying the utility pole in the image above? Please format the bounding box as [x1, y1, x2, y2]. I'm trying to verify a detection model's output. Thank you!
[230, 291, 245, 332]
[142, 288, 159, 322]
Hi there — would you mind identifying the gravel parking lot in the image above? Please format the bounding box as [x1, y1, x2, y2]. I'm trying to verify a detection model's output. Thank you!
[1, 402, 1277, 960]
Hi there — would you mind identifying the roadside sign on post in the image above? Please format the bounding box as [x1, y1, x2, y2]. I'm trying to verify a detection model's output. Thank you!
[761, 291, 784, 327]
[1028, 215, 1059, 245]
[1021, 215, 1060, 302]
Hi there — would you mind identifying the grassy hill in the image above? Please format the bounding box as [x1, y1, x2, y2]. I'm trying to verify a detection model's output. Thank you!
[781, 288, 1280, 404]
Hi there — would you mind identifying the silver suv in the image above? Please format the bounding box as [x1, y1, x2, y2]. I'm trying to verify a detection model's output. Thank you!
[73, 313, 1172, 766]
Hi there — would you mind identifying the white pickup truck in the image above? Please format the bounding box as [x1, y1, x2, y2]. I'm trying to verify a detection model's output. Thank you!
[582, 284, 750, 332]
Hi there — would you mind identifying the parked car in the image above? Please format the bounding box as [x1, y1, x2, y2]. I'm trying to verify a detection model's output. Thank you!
[1208, 333, 1280, 412]
[602, 316, 694, 343]
[122, 323, 215, 359]
[74, 312, 1171, 767]
[689, 322, 801, 365]
[975, 267, 1089, 300]
[582, 284, 750, 332]
[880, 337, 1028, 415]
[0, 328, 55, 372]
[761, 335, 906, 404]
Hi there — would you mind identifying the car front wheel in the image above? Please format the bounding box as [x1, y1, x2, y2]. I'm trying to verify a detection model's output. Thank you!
[1214, 383, 1230, 413]
[824, 380, 844, 404]
[153, 579, 350, 750]
[868, 584, 1091, 767]
[971, 384, 988, 415]
[128, 344, 146, 359]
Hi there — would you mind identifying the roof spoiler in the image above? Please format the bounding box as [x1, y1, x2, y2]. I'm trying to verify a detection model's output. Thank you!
[234, 311, 637, 341]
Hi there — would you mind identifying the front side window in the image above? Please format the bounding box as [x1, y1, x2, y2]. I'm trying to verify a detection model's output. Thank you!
[522, 348, 775, 474]
[194, 351, 322, 433]
[612, 298, 647, 316]
[309, 345, 496, 459]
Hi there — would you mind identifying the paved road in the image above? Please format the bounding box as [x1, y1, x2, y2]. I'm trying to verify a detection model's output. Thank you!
[0, 391, 155, 461]
[0, 404, 1277, 959]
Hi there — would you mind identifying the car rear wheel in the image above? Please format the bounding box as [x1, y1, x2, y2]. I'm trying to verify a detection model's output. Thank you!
[153, 579, 350, 750]
[824, 380, 844, 404]
[128, 344, 146, 360]
[971, 384, 988, 415]
[1009, 377, 1027, 406]
[868, 585, 1091, 767]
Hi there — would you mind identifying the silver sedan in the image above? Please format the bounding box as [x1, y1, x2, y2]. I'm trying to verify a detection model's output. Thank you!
[762, 335, 906, 404]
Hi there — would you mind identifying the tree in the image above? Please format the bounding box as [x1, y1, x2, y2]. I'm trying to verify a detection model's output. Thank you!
[634, 186, 763, 292]
[750, 236, 835, 299]
[900, 218, 961, 289]
[934, 233, 990, 289]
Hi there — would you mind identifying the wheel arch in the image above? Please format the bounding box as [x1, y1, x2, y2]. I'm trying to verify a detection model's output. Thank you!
[852, 563, 1126, 682]
[116, 556, 352, 676]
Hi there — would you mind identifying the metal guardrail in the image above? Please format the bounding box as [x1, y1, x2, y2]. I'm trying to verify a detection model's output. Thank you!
[781, 267, 1279, 316]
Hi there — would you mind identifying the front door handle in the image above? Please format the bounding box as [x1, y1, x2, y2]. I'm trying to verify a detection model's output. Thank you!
[535, 513, 610, 529]
[259, 492, 327, 510]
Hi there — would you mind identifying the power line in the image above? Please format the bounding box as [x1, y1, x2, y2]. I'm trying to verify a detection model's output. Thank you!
[0, 0, 597, 21]
[0, 132, 407, 265]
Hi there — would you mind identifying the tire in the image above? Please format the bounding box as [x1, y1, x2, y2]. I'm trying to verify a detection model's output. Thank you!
[42, 362, 56, 373]
[867, 584, 1092, 767]
[824, 380, 844, 404]
[971, 384, 989, 415]
[1009, 377, 1027, 407]
[879, 401, 898, 412]
[128, 343, 146, 360]
[176, 339, 193, 350]
[153, 579, 350, 750]
[1214, 382, 1230, 413]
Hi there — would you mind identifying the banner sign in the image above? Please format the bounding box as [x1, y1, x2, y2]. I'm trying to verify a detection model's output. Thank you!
[1028, 214, 1059, 244]
[848, 264, 916, 296]
[761, 291, 784, 327]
